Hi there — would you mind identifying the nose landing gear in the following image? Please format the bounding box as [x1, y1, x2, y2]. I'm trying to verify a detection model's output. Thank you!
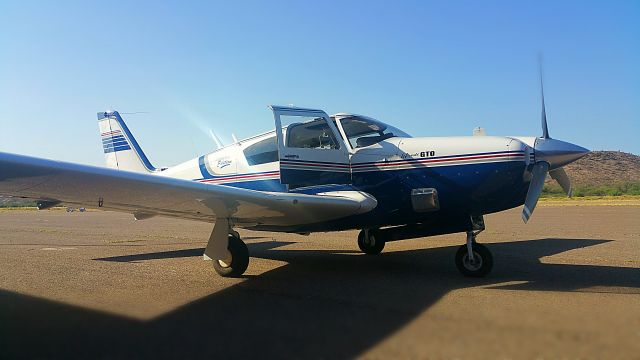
[455, 230, 493, 277]
[357, 228, 386, 255]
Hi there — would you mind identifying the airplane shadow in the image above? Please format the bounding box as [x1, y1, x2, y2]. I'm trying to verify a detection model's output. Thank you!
[1, 238, 638, 359]
[93, 240, 296, 263]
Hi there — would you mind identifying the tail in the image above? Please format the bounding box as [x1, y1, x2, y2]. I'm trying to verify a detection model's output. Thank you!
[97, 111, 157, 173]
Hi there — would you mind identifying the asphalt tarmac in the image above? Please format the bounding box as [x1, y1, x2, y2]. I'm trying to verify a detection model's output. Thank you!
[0, 204, 638, 359]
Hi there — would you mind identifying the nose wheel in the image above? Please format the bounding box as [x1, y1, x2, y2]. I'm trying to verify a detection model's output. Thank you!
[358, 228, 386, 255]
[212, 234, 249, 277]
[455, 231, 493, 277]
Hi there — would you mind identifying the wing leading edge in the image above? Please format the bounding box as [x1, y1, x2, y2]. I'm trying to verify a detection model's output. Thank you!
[0, 152, 376, 227]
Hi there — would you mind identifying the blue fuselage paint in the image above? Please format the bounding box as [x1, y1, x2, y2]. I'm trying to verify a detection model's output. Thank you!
[195, 159, 530, 232]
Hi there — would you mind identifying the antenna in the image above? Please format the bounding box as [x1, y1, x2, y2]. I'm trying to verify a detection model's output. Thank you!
[209, 129, 223, 149]
[231, 133, 238, 143]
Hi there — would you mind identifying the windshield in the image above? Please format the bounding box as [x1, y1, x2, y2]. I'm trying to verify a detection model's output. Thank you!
[337, 115, 411, 148]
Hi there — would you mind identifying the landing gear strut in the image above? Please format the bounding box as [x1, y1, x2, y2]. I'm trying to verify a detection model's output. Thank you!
[455, 230, 493, 277]
[358, 228, 386, 255]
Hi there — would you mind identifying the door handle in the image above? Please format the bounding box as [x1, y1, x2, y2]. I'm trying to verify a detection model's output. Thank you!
[284, 154, 299, 159]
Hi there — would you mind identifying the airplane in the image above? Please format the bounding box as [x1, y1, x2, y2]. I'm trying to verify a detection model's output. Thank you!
[0, 84, 589, 278]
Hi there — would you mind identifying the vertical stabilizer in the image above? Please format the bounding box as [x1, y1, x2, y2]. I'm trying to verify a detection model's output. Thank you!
[97, 111, 157, 173]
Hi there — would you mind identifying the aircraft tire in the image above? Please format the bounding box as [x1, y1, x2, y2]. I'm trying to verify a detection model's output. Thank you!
[358, 229, 386, 255]
[455, 242, 493, 277]
[212, 235, 249, 277]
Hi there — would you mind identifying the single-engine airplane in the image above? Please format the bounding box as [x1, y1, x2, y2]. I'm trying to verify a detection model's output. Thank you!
[0, 83, 588, 278]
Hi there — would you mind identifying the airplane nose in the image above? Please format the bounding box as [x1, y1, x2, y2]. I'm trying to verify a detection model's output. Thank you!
[534, 138, 589, 169]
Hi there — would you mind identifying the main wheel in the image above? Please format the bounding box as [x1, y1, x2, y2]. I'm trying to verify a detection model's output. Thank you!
[358, 229, 386, 255]
[212, 235, 249, 277]
[455, 242, 493, 277]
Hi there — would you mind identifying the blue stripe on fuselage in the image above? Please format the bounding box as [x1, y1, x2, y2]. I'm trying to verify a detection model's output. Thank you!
[198, 155, 213, 178]
[355, 150, 524, 166]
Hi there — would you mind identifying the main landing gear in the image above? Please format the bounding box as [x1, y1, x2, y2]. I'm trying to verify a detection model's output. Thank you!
[205, 220, 249, 277]
[455, 230, 493, 277]
[212, 233, 249, 277]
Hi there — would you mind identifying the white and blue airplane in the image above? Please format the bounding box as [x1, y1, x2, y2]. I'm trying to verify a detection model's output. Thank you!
[0, 90, 588, 278]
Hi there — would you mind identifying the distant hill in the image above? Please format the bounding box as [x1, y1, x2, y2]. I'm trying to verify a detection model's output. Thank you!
[544, 151, 640, 196]
[560, 151, 640, 186]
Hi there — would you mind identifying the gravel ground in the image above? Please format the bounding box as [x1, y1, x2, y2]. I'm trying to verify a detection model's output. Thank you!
[0, 205, 638, 359]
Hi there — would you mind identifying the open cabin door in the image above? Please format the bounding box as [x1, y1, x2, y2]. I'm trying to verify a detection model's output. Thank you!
[271, 105, 351, 188]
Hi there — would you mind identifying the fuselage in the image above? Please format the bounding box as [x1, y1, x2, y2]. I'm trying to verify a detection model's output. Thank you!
[156, 125, 533, 232]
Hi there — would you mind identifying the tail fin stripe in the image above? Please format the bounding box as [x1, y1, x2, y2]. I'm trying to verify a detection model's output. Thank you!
[102, 136, 127, 142]
[101, 130, 122, 137]
[104, 143, 131, 150]
[103, 142, 128, 149]
[102, 143, 131, 149]
[102, 135, 125, 141]
[102, 137, 127, 145]
[103, 140, 129, 148]
[104, 145, 132, 153]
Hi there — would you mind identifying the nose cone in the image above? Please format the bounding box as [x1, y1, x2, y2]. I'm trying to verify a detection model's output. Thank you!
[535, 138, 589, 169]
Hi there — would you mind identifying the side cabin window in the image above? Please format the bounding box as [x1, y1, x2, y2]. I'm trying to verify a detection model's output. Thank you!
[243, 136, 278, 166]
[286, 118, 340, 150]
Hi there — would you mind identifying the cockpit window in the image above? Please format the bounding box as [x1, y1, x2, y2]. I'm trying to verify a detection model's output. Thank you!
[244, 136, 278, 165]
[338, 116, 410, 148]
[286, 118, 340, 150]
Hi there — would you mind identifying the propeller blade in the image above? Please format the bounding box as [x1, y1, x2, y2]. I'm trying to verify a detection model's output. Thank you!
[539, 57, 550, 139]
[549, 167, 572, 197]
[522, 161, 549, 223]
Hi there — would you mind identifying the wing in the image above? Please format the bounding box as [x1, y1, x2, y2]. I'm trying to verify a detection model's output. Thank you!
[0, 152, 376, 227]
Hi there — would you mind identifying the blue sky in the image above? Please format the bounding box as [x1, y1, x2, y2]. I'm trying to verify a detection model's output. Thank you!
[1, 1, 638, 167]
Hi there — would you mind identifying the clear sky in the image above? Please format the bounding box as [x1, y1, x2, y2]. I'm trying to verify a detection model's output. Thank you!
[1, 1, 638, 167]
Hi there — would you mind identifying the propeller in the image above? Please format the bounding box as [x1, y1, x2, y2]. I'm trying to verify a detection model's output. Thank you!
[540, 59, 550, 140]
[521, 60, 587, 223]
[549, 167, 572, 197]
[522, 162, 549, 223]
